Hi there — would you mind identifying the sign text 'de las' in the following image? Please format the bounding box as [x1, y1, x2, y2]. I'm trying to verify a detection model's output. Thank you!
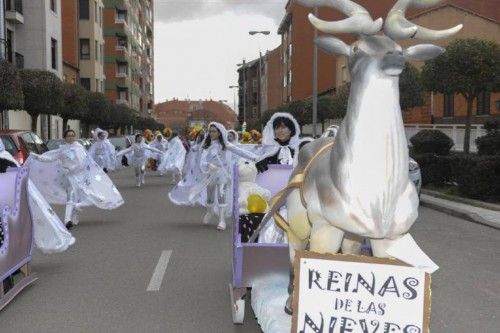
[292, 252, 431, 333]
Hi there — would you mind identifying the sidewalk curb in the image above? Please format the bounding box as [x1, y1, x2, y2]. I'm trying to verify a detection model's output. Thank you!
[420, 198, 500, 230]
[421, 189, 500, 212]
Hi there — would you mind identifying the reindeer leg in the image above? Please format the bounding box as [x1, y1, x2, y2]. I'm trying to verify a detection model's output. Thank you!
[341, 233, 364, 255]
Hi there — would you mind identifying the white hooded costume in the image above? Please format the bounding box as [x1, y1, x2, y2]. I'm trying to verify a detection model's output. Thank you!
[88, 128, 116, 172]
[27, 140, 124, 225]
[116, 137, 162, 186]
[256, 112, 302, 167]
[169, 122, 258, 230]
[0, 140, 75, 254]
[158, 135, 187, 178]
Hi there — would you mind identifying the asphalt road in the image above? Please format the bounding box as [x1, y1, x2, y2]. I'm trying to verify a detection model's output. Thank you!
[1, 168, 499, 332]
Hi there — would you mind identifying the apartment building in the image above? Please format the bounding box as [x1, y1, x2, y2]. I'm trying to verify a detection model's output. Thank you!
[103, 0, 154, 115]
[2, 0, 80, 139]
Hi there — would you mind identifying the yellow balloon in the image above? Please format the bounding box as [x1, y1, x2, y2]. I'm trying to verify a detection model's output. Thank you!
[247, 194, 267, 214]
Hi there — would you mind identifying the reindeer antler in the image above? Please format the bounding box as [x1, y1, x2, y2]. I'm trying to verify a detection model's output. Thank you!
[294, 0, 383, 35]
[384, 0, 463, 40]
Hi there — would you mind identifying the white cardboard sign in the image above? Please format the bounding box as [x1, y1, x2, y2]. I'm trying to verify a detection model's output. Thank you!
[292, 252, 431, 333]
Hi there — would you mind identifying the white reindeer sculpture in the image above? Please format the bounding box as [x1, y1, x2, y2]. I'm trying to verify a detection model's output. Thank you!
[264, 0, 463, 314]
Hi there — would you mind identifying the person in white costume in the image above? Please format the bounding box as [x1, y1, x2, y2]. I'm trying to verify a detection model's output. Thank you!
[88, 128, 116, 173]
[158, 132, 187, 184]
[0, 140, 75, 254]
[27, 129, 123, 231]
[149, 134, 168, 174]
[255, 112, 303, 173]
[227, 130, 239, 144]
[116, 133, 162, 187]
[199, 122, 259, 231]
[169, 130, 206, 206]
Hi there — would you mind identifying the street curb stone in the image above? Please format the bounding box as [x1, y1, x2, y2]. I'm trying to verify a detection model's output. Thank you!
[421, 189, 500, 212]
[420, 198, 500, 230]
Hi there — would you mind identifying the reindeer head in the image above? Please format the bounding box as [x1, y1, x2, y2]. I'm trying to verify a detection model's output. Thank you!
[295, 0, 463, 77]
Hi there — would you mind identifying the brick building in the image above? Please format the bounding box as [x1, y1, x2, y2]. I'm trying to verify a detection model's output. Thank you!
[154, 99, 238, 134]
[103, 0, 154, 115]
[246, 0, 498, 129]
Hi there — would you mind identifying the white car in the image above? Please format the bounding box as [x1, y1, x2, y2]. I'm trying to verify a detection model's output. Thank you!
[321, 125, 422, 195]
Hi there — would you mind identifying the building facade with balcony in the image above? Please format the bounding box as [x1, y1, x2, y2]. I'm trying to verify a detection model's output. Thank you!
[75, 0, 105, 93]
[236, 59, 261, 129]
[2, 0, 80, 139]
[103, 0, 154, 115]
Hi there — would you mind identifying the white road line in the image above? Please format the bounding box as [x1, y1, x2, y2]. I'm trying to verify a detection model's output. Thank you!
[147, 250, 172, 291]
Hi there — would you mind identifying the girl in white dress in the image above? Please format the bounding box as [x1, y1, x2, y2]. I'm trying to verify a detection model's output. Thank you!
[116, 134, 163, 187]
[27, 129, 124, 229]
[88, 128, 116, 173]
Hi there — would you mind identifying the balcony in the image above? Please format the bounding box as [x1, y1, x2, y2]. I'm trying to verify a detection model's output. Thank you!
[5, 0, 24, 24]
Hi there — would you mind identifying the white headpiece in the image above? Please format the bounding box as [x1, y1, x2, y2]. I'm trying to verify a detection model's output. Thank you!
[262, 112, 301, 146]
[204, 122, 228, 146]
[93, 128, 109, 140]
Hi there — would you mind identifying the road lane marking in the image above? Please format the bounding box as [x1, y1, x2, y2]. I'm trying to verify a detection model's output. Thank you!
[147, 250, 172, 291]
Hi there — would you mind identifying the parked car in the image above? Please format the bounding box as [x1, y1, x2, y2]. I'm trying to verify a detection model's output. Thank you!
[46, 138, 91, 151]
[109, 136, 132, 166]
[108, 136, 132, 152]
[0, 130, 48, 165]
[320, 125, 422, 195]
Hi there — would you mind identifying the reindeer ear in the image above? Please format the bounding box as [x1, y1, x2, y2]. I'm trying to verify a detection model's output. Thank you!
[403, 44, 444, 61]
[315, 36, 351, 57]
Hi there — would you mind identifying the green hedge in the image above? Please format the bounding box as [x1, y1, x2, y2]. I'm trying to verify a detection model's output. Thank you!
[413, 153, 500, 202]
[410, 129, 454, 155]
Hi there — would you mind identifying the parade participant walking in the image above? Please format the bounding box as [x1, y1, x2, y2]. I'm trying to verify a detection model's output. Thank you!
[169, 130, 206, 206]
[158, 132, 187, 184]
[88, 128, 116, 173]
[116, 133, 163, 187]
[255, 112, 302, 173]
[0, 140, 75, 253]
[27, 129, 123, 230]
[169, 122, 258, 231]
[149, 134, 168, 173]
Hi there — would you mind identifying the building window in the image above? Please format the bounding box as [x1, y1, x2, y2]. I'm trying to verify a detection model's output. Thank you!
[116, 9, 127, 22]
[79, 0, 89, 20]
[252, 107, 258, 118]
[96, 79, 99, 92]
[117, 62, 128, 76]
[80, 39, 90, 59]
[443, 93, 454, 117]
[477, 92, 491, 115]
[51, 38, 57, 69]
[50, 0, 56, 13]
[6, 29, 13, 63]
[95, 41, 98, 60]
[118, 88, 128, 101]
[80, 78, 91, 90]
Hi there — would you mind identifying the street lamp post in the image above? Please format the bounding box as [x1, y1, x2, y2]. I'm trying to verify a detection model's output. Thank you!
[229, 85, 239, 115]
[249, 31, 270, 130]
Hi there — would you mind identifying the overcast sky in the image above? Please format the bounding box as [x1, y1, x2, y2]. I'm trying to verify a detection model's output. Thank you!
[153, 0, 288, 111]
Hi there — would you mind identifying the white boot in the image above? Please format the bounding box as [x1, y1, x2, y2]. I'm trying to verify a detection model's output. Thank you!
[136, 177, 141, 187]
[203, 207, 214, 225]
[216, 206, 226, 231]
[141, 172, 145, 184]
